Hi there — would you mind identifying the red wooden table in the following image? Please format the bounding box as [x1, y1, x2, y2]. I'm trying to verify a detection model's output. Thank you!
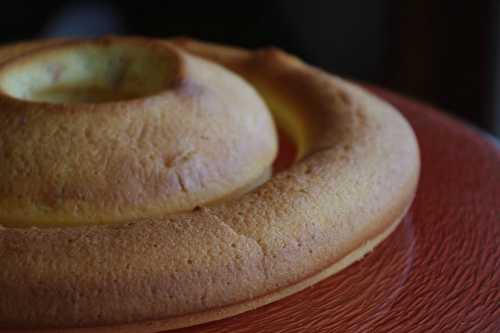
[167, 86, 500, 332]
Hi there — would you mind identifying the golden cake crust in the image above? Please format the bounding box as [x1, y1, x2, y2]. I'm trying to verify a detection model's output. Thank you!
[0, 38, 420, 332]
[0, 37, 277, 226]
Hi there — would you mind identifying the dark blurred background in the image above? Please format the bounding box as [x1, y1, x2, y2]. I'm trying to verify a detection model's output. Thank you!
[1, 0, 498, 137]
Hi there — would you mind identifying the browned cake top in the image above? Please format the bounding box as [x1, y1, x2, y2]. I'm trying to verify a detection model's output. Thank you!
[0, 37, 277, 227]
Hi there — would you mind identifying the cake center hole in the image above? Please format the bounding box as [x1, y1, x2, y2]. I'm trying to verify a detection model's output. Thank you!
[0, 41, 179, 103]
[272, 128, 298, 173]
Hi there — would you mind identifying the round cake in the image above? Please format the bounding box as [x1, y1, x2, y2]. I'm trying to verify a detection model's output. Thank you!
[0, 36, 420, 332]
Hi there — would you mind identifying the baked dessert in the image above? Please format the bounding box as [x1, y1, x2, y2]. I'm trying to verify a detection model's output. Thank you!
[0, 36, 420, 332]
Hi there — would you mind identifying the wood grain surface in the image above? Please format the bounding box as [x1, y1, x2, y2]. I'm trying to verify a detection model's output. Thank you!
[165, 87, 500, 332]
